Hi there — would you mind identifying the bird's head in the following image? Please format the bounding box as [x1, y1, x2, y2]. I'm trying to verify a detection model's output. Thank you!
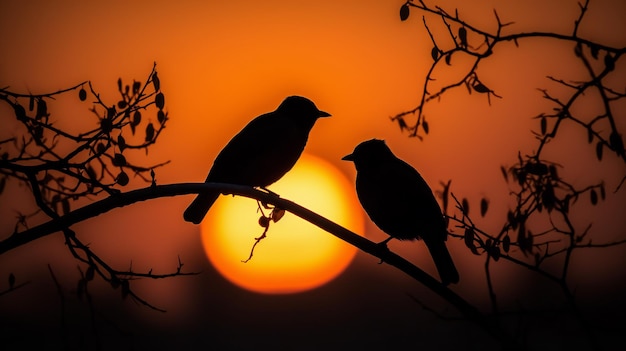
[342, 139, 393, 167]
[277, 96, 331, 126]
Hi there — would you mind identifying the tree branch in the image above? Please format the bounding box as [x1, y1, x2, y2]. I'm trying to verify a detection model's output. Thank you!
[0, 181, 520, 349]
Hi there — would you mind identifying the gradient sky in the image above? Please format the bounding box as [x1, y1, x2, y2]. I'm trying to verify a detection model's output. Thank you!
[1, 0, 625, 349]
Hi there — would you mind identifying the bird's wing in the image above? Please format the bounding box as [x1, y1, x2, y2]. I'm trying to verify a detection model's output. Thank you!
[395, 158, 447, 240]
[357, 156, 445, 240]
[207, 112, 305, 186]
[355, 158, 409, 237]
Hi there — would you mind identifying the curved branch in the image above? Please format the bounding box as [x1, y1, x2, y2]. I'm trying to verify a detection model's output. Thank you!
[0, 182, 519, 349]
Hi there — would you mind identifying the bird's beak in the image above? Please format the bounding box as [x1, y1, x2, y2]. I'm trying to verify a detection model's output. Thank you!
[318, 110, 331, 118]
[341, 153, 354, 161]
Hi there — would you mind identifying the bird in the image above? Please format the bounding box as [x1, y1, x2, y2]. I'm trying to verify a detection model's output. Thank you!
[342, 139, 459, 285]
[183, 96, 330, 224]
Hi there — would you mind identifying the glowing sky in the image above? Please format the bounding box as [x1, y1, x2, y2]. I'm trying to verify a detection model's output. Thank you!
[1, 0, 625, 349]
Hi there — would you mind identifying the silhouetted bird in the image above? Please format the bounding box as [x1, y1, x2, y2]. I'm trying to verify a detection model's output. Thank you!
[183, 96, 330, 224]
[342, 139, 459, 285]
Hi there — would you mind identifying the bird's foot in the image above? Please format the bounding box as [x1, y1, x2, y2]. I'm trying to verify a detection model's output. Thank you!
[374, 238, 392, 264]
[258, 187, 281, 209]
[260, 187, 280, 198]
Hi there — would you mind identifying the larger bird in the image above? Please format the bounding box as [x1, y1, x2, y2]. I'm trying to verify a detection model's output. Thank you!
[342, 139, 459, 285]
[184, 96, 330, 224]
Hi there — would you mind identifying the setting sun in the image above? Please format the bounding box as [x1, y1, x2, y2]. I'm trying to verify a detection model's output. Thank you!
[200, 153, 364, 294]
[2, 0, 625, 349]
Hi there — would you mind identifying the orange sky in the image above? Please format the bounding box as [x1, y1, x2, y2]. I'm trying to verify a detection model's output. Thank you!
[1, 0, 625, 349]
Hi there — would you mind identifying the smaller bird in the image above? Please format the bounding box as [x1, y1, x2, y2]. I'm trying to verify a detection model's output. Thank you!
[342, 139, 459, 285]
[183, 96, 330, 224]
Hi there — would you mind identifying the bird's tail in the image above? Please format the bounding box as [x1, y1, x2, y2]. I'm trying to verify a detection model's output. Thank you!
[183, 192, 220, 224]
[424, 238, 459, 286]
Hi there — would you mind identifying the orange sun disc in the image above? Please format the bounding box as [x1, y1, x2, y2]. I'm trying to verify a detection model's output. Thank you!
[200, 153, 364, 294]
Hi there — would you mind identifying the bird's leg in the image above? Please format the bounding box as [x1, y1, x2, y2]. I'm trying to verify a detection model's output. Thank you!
[260, 186, 280, 197]
[255, 188, 286, 223]
[258, 187, 281, 209]
[255, 200, 268, 216]
[374, 236, 393, 264]
[377, 236, 393, 248]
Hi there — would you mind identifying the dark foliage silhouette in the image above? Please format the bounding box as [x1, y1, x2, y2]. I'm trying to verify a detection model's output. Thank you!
[0, 63, 196, 311]
[392, 0, 626, 348]
[1, 1, 625, 350]
[183, 96, 330, 224]
[343, 139, 459, 285]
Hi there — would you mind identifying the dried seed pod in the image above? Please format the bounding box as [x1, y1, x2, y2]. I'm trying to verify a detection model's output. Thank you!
[502, 235, 511, 253]
[113, 153, 127, 167]
[431, 46, 439, 61]
[480, 198, 489, 217]
[155, 92, 165, 109]
[258, 216, 270, 228]
[462, 198, 469, 215]
[458, 27, 467, 47]
[399, 3, 410, 21]
[116, 171, 129, 186]
[79, 87, 87, 101]
[117, 135, 126, 152]
[590, 189, 598, 205]
[271, 208, 285, 222]
[152, 72, 160, 91]
[473, 82, 490, 93]
[157, 110, 166, 124]
[145, 122, 155, 142]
